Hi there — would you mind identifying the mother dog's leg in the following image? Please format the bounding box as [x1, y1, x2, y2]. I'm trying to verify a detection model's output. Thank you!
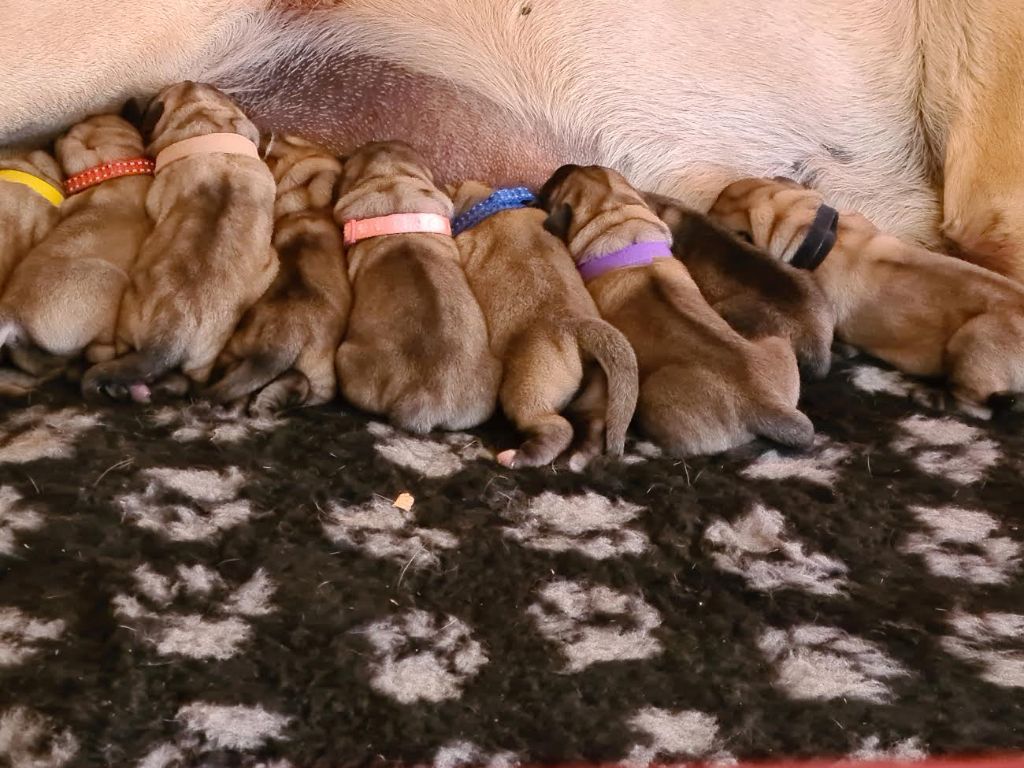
[932, 2, 1024, 284]
[0, 0, 260, 144]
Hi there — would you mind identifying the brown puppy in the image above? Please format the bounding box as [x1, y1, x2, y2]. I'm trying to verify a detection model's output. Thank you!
[205, 134, 350, 414]
[0, 115, 151, 394]
[0, 148, 62, 292]
[710, 176, 1024, 414]
[334, 142, 499, 432]
[449, 181, 638, 468]
[642, 191, 835, 379]
[82, 82, 278, 402]
[539, 165, 813, 456]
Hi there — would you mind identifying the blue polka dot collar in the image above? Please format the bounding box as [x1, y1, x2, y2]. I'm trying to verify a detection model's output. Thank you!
[451, 186, 537, 236]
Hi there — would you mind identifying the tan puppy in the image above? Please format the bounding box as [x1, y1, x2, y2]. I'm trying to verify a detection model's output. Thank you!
[449, 181, 638, 467]
[334, 142, 499, 432]
[0, 116, 151, 394]
[205, 134, 350, 414]
[539, 165, 813, 456]
[643, 191, 835, 379]
[82, 82, 278, 402]
[0, 149, 62, 292]
[710, 177, 1024, 414]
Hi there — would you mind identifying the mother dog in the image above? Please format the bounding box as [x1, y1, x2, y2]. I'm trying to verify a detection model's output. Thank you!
[3, 1, 1023, 283]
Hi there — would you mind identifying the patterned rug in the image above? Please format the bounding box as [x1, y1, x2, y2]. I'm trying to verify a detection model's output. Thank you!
[0, 354, 1022, 768]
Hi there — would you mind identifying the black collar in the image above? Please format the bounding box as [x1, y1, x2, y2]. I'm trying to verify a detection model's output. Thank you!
[790, 203, 838, 270]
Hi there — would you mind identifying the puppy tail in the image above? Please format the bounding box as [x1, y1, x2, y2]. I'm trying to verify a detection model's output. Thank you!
[573, 319, 639, 455]
[81, 349, 173, 402]
[203, 352, 293, 405]
[753, 406, 815, 450]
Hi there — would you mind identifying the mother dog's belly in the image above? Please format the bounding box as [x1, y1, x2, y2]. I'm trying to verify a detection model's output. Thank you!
[221, 0, 940, 244]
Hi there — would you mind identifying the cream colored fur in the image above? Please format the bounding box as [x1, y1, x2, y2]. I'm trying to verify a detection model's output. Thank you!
[4, 0, 1024, 277]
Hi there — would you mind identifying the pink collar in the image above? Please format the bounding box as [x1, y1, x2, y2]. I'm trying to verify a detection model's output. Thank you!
[342, 213, 452, 246]
[153, 133, 260, 173]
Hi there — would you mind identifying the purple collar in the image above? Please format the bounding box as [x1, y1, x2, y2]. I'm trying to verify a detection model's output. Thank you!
[577, 240, 673, 281]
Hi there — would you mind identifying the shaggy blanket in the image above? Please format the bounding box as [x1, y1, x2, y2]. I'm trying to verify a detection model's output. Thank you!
[0, 354, 1021, 767]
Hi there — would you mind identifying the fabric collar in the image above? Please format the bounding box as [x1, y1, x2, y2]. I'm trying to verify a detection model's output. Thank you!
[451, 186, 536, 236]
[790, 203, 838, 270]
[0, 169, 64, 207]
[154, 133, 260, 173]
[342, 212, 452, 246]
[64, 157, 154, 196]
[577, 240, 673, 282]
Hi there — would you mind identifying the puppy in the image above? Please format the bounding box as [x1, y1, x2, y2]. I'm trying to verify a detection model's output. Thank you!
[539, 165, 813, 456]
[205, 134, 350, 414]
[0, 116, 151, 394]
[642, 191, 835, 378]
[82, 82, 278, 402]
[334, 142, 500, 432]
[449, 181, 638, 467]
[710, 176, 1024, 414]
[0, 148, 62, 292]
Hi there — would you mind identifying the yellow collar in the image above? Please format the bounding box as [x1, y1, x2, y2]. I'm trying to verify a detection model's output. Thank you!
[0, 169, 64, 207]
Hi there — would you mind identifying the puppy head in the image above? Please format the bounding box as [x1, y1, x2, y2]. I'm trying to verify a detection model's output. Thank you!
[709, 176, 832, 261]
[334, 140, 453, 221]
[142, 81, 260, 155]
[264, 133, 343, 217]
[538, 164, 670, 262]
[55, 114, 146, 176]
[446, 180, 495, 217]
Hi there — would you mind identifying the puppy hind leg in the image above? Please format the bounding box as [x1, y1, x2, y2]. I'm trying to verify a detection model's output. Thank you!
[498, 329, 581, 468]
[81, 350, 171, 403]
[564, 368, 608, 470]
[203, 352, 291, 404]
[8, 343, 71, 379]
[250, 371, 312, 416]
[944, 313, 1024, 418]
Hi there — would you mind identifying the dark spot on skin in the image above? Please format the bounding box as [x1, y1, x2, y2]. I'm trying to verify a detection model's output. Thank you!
[521, 3, 532, 15]
[790, 158, 820, 187]
[823, 144, 854, 163]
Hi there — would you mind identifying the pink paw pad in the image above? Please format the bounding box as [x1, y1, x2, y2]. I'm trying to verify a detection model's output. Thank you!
[128, 382, 152, 403]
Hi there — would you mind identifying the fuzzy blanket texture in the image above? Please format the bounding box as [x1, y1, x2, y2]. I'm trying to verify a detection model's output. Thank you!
[0, 354, 1022, 767]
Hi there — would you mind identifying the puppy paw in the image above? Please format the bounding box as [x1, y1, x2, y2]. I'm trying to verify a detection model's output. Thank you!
[496, 449, 518, 468]
[128, 382, 152, 403]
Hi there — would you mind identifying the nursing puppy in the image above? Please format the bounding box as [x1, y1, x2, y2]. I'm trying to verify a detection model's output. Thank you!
[449, 181, 638, 467]
[334, 142, 499, 432]
[710, 177, 1024, 414]
[540, 165, 813, 456]
[205, 134, 350, 414]
[82, 82, 278, 402]
[0, 149, 62, 292]
[0, 115, 151, 394]
[643, 191, 835, 378]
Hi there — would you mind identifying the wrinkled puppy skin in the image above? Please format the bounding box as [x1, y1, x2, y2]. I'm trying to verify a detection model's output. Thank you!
[205, 134, 350, 415]
[333, 141, 500, 433]
[710, 175, 1024, 417]
[0, 116, 150, 395]
[82, 81, 278, 403]
[539, 164, 813, 456]
[0, 147, 62, 291]
[450, 179, 638, 468]
[644, 189, 834, 379]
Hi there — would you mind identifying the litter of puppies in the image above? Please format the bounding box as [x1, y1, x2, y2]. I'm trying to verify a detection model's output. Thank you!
[2, 81, 1021, 465]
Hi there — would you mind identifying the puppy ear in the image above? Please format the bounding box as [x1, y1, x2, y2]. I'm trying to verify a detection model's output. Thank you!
[120, 98, 147, 129]
[140, 99, 165, 140]
[543, 202, 574, 240]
